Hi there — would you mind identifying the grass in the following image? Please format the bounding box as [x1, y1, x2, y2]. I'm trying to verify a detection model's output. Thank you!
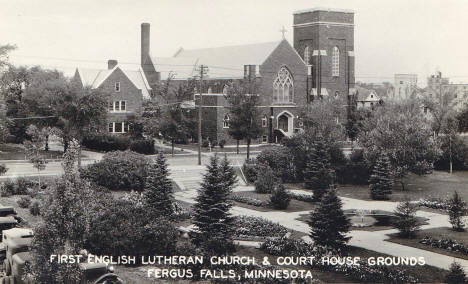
[0, 143, 63, 160]
[231, 190, 316, 212]
[387, 227, 468, 260]
[285, 170, 468, 203]
[0, 194, 42, 227]
[173, 142, 279, 153]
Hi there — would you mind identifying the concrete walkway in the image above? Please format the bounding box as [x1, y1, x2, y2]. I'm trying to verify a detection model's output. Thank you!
[172, 168, 468, 271]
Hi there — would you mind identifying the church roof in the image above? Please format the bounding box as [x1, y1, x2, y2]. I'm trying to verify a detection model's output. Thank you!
[152, 41, 283, 80]
[75, 65, 152, 99]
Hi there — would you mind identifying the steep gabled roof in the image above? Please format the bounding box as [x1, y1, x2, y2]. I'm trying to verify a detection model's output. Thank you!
[76, 66, 152, 99]
[152, 41, 282, 80]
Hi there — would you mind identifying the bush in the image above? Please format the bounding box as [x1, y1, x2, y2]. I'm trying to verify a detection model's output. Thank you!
[29, 201, 41, 216]
[86, 199, 178, 262]
[211, 140, 218, 147]
[420, 236, 468, 255]
[80, 151, 150, 191]
[261, 236, 315, 256]
[82, 134, 131, 152]
[17, 196, 32, 208]
[394, 200, 420, 238]
[446, 262, 467, 284]
[229, 194, 268, 207]
[257, 147, 296, 182]
[289, 192, 315, 203]
[0, 163, 7, 176]
[242, 160, 258, 183]
[254, 164, 279, 193]
[336, 149, 372, 185]
[269, 184, 291, 210]
[0, 179, 16, 197]
[16, 177, 35, 194]
[130, 139, 155, 154]
[202, 140, 209, 148]
[219, 139, 226, 148]
[233, 216, 288, 239]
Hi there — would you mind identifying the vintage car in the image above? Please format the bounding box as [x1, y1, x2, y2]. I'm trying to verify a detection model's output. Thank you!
[0, 217, 18, 239]
[0, 207, 16, 218]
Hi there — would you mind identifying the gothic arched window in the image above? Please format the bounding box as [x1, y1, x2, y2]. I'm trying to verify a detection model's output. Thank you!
[273, 67, 294, 103]
[223, 114, 230, 128]
[262, 115, 268, 127]
[332, 46, 340, 77]
[304, 45, 310, 65]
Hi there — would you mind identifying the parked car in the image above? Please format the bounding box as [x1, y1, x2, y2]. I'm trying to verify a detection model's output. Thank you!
[0, 207, 16, 218]
[0, 217, 18, 240]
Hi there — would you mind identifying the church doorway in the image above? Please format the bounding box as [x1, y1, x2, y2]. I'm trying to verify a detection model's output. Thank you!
[276, 111, 293, 137]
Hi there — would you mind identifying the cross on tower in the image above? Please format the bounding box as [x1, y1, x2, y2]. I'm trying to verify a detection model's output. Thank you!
[280, 26, 287, 39]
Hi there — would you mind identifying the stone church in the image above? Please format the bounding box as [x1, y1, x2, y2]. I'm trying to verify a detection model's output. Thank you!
[141, 7, 355, 144]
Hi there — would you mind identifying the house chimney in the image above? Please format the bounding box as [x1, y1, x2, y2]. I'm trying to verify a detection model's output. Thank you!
[141, 23, 150, 67]
[108, 59, 118, 70]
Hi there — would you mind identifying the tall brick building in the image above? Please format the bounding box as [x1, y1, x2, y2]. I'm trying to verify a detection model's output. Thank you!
[73, 60, 152, 134]
[141, 7, 356, 144]
[293, 8, 355, 97]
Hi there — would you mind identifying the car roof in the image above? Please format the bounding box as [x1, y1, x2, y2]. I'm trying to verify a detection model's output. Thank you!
[79, 262, 107, 270]
[12, 252, 32, 264]
[3, 228, 33, 238]
[0, 206, 15, 212]
[8, 237, 32, 248]
[0, 216, 17, 224]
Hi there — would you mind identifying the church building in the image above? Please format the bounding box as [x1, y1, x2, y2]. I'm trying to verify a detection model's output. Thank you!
[141, 7, 355, 144]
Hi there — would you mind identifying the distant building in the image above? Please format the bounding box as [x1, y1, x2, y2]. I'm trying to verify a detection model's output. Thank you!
[73, 60, 152, 134]
[394, 74, 417, 100]
[356, 89, 381, 109]
[423, 71, 468, 111]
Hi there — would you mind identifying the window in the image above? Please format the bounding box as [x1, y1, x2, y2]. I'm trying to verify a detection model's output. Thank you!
[262, 135, 268, 143]
[108, 122, 127, 133]
[304, 45, 310, 65]
[223, 114, 230, 128]
[262, 115, 268, 127]
[273, 67, 294, 103]
[331, 46, 339, 77]
[115, 82, 120, 92]
[109, 101, 127, 112]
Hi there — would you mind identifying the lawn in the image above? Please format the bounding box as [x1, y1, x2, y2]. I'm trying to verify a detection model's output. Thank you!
[0, 194, 42, 227]
[295, 170, 468, 202]
[173, 142, 279, 154]
[231, 190, 316, 212]
[0, 143, 63, 160]
[387, 227, 468, 260]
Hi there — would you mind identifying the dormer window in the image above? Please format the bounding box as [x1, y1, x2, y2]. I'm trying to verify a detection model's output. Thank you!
[115, 82, 120, 92]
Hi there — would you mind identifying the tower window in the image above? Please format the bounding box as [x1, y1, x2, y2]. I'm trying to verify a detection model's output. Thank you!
[304, 45, 310, 65]
[262, 115, 268, 127]
[223, 114, 230, 128]
[115, 82, 120, 92]
[332, 46, 340, 77]
[273, 67, 294, 103]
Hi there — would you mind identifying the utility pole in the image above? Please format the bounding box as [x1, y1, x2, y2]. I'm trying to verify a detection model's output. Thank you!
[196, 65, 209, 165]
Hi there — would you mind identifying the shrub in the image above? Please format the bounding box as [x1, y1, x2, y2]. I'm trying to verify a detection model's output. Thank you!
[269, 184, 291, 210]
[0, 179, 16, 197]
[86, 199, 178, 262]
[420, 236, 468, 254]
[82, 134, 131, 152]
[202, 140, 209, 148]
[254, 164, 279, 193]
[448, 191, 467, 231]
[16, 177, 34, 194]
[80, 151, 150, 191]
[394, 200, 420, 238]
[211, 140, 218, 147]
[0, 163, 7, 176]
[130, 139, 155, 154]
[29, 201, 41, 216]
[289, 192, 315, 203]
[219, 139, 226, 148]
[336, 149, 372, 185]
[17, 196, 32, 208]
[257, 147, 296, 182]
[261, 236, 315, 256]
[242, 160, 257, 183]
[233, 216, 288, 239]
[445, 262, 467, 284]
[229, 194, 268, 207]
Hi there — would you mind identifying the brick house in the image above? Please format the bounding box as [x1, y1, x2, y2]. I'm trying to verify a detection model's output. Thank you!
[73, 60, 152, 134]
[140, 7, 355, 144]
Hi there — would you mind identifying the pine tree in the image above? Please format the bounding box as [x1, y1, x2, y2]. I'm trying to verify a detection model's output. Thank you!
[192, 155, 236, 254]
[269, 184, 291, 210]
[303, 138, 335, 201]
[448, 191, 466, 231]
[445, 262, 467, 284]
[255, 163, 279, 193]
[144, 152, 174, 217]
[307, 187, 350, 252]
[394, 200, 420, 238]
[369, 152, 393, 200]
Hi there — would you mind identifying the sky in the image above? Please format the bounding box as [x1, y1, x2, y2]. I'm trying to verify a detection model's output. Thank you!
[1, 0, 468, 87]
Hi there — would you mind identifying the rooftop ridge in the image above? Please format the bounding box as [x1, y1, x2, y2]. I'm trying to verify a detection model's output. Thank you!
[293, 7, 355, 15]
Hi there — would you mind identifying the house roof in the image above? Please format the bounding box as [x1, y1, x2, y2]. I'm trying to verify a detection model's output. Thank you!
[293, 7, 355, 14]
[76, 66, 152, 99]
[152, 41, 283, 80]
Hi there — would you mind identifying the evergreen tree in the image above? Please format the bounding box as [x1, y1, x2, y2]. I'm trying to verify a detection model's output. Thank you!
[269, 184, 291, 210]
[445, 262, 467, 284]
[368, 152, 393, 200]
[144, 152, 174, 217]
[448, 191, 466, 231]
[303, 138, 335, 201]
[394, 200, 420, 238]
[255, 163, 279, 193]
[192, 155, 236, 254]
[307, 187, 350, 252]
